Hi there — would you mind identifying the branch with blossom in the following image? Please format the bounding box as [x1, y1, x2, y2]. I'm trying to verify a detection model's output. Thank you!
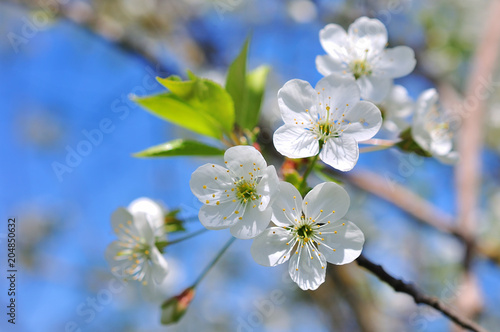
[100, 15, 492, 331]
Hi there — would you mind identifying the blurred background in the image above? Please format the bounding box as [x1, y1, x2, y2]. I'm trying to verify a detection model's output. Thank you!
[1, 0, 500, 331]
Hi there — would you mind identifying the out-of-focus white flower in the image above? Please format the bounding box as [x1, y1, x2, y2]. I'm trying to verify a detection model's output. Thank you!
[251, 182, 364, 291]
[412, 88, 458, 164]
[189, 146, 280, 239]
[316, 16, 416, 102]
[128, 197, 167, 238]
[273, 74, 382, 171]
[379, 85, 414, 132]
[106, 207, 169, 292]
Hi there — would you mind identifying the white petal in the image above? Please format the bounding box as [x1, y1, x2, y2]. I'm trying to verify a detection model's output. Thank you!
[342, 101, 382, 141]
[314, 74, 361, 113]
[319, 23, 349, 57]
[381, 85, 413, 132]
[430, 137, 453, 156]
[224, 146, 267, 180]
[141, 273, 159, 299]
[229, 204, 272, 239]
[288, 242, 326, 290]
[319, 136, 359, 172]
[111, 208, 153, 242]
[256, 166, 280, 211]
[198, 201, 243, 230]
[303, 182, 350, 224]
[149, 246, 169, 283]
[348, 16, 388, 51]
[273, 125, 319, 159]
[277, 79, 317, 124]
[105, 242, 130, 275]
[251, 227, 294, 266]
[190, 163, 234, 204]
[357, 75, 392, 103]
[128, 198, 166, 231]
[111, 208, 133, 235]
[317, 221, 364, 265]
[316, 55, 349, 77]
[374, 46, 416, 78]
[435, 150, 459, 165]
[271, 181, 303, 227]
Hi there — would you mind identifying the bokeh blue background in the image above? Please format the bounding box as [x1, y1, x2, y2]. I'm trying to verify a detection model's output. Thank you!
[1, 0, 500, 331]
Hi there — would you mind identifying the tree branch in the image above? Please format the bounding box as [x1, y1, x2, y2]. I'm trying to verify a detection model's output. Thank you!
[356, 254, 488, 332]
[341, 169, 500, 266]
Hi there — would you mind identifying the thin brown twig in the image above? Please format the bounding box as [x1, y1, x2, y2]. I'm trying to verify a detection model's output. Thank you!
[356, 254, 489, 332]
[339, 169, 500, 266]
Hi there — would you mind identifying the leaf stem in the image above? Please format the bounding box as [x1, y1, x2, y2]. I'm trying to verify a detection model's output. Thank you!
[193, 237, 236, 287]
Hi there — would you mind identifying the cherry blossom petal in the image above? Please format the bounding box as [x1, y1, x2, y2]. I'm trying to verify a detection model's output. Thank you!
[256, 166, 280, 211]
[198, 201, 243, 230]
[273, 125, 319, 159]
[303, 182, 350, 224]
[317, 221, 364, 265]
[224, 146, 267, 180]
[271, 181, 303, 227]
[315, 55, 349, 77]
[149, 246, 169, 283]
[342, 101, 382, 141]
[190, 164, 234, 203]
[314, 74, 361, 114]
[319, 23, 349, 58]
[289, 242, 326, 290]
[347, 16, 388, 51]
[357, 75, 392, 103]
[278, 79, 318, 124]
[251, 227, 295, 266]
[374, 46, 416, 78]
[128, 198, 166, 232]
[111, 207, 153, 242]
[229, 204, 272, 239]
[319, 136, 359, 172]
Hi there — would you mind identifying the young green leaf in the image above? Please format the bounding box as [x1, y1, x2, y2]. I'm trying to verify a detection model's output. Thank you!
[225, 38, 270, 130]
[133, 139, 225, 158]
[156, 74, 235, 134]
[241, 65, 270, 130]
[133, 93, 224, 138]
[225, 38, 249, 126]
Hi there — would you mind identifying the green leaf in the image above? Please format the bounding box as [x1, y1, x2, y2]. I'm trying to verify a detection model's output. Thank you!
[225, 38, 249, 126]
[156, 74, 235, 135]
[157, 75, 197, 99]
[241, 65, 270, 129]
[225, 38, 270, 130]
[133, 139, 225, 158]
[133, 93, 224, 138]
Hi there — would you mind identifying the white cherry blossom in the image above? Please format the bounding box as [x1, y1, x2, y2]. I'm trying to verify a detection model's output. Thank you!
[189, 146, 280, 239]
[379, 85, 414, 132]
[412, 88, 458, 164]
[251, 182, 365, 291]
[128, 197, 167, 238]
[273, 74, 382, 171]
[316, 16, 416, 102]
[106, 207, 169, 291]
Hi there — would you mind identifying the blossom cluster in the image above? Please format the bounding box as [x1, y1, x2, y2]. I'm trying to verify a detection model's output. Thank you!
[106, 15, 458, 296]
